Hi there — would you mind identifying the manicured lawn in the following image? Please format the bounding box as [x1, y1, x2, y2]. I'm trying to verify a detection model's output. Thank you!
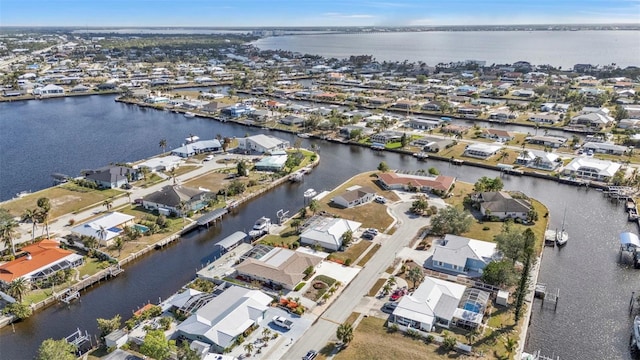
[331, 241, 371, 264]
[1, 184, 123, 219]
[259, 219, 300, 247]
[163, 164, 199, 178]
[368, 278, 387, 297]
[357, 243, 381, 267]
[183, 171, 231, 193]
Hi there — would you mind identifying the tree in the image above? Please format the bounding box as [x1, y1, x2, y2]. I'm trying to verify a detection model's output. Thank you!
[114, 237, 124, 257]
[495, 223, 525, 264]
[82, 235, 98, 250]
[37, 338, 76, 360]
[377, 161, 389, 172]
[308, 199, 319, 215]
[243, 342, 254, 356]
[21, 208, 38, 242]
[406, 266, 424, 289]
[342, 230, 353, 247]
[97, 314, 122, 338]
[177, 340, 200, 360]
[429, 206, 473, 236]
[0, 218, 19, 256]
[386, 275, 397, 287]
[336, 322, 354, 346]
[514, 229, 536, 322]
[222, 137, 232, 152]
[428, 167, 439, 175]
[102, 198, 113, 211]
[3, 302, 32, 320]
[237, 161, 248, 177]
[481, 260, 516, 287]
[159, 138, 167, 154]
[140, 329, 176, 360]
[473, 176, 504, 192]
[382, 283, 392, 295]
[291, 218, 301, 232]
[7, 277, 29, 303]
[36, 197, 51, 239]
[400, 133, 409, 148]
[504, 336, 518, 358]
[441, 331, 457, 352]
[410, 196, 429, 215]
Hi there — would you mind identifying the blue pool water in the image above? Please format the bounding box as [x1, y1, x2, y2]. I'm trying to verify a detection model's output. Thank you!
[463, 302, 481, 313]
[134, 224, 150, 233]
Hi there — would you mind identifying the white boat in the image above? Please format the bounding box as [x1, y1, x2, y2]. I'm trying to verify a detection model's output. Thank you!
[544, 229, 556, 247]
[633, 316, 640, 350]
[297, 133, 311, 138]
[184, 112, 196, 118]
[304, 188, 317, 198]
[249, 217, 271, 238]
[185, 135, 200, 144]
[556, 207, 569, 246]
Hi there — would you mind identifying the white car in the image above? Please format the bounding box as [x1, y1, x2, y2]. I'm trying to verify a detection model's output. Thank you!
[203, 155, 214, 161]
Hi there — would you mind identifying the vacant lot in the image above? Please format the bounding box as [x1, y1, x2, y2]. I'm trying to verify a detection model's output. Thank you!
[330, 241, 371, 264]
[1, 184, 122, 219]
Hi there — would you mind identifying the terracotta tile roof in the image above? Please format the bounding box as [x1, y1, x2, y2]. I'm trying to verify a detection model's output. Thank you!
[0, 239, 74, 283]
[377, 172, 455, 192]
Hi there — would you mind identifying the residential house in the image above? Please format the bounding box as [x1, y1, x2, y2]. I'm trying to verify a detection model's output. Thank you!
[570, 113, 614, 130]
[515, 150, 560, 170]
[562, 157, 622, 182]
[340, 125, 374, 139]
[528, 113, 560, 124]
[441, 124, 469, 136]
[254, 151, 288, 172]
[525, 135, 567, 148]
[473, 191, 532, 220]
[377, 172, 456, 194]
[479, 129, 514, 143]
[489, 109, 517, 121]
[390, 277, 489, 332]
[331, 185, 377, 208]
[201, 101, 229, 114]
[430, 234, 501, 276]
[137, 155, 183, 173]
[582, 142, 628, 156]
[33, 84, 65, 96]
[422, 101, 443, 112]
[175, 285, 272, 353]
[391, 99, 418, 110]
[171, 139, 222, 158]
[408, 118, 441, 131]
[71, 212, 136, 247]
[234, 247, 322, 291]
[370, 131, 404, 144]
[512, 89, 535, 98]
[222, 104, 254, 117]
[0, 239, 84, 286]
[279, 115, 305, 126]
[411, 137, 454, 153]
[299, 216, 361, 251]
[368, 97, 392, 106]
[237, 134, 290, 154]
[618, 119, 640, 130]
[142, 185, 210, 216]
[463, 143, 502, 159]
[85, 165, 139, 189]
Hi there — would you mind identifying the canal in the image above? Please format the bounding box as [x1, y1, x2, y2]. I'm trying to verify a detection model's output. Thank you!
[0, 95, 637, 359]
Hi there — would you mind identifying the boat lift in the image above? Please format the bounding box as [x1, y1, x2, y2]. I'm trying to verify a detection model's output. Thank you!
[619, 232, 640, 268]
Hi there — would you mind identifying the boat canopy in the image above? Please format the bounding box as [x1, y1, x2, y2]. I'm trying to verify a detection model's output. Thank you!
[620, 232, 640, 250]
[214, 231, 247, 253]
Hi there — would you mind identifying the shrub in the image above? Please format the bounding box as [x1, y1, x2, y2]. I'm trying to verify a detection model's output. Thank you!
[425, 335, 434, 344]
[293, 282, 306, 291]
[483, 226, 490, 231]
[313, 282, 327, 290]
[387, 323, 399, 333]
[406, 329, 421, 339]
[344, 258, 353, 266]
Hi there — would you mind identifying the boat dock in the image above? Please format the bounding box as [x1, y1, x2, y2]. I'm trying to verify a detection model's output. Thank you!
[535, 283, 559, 311]
[196, 208, 229, 227]
[196, 242, 253, 282]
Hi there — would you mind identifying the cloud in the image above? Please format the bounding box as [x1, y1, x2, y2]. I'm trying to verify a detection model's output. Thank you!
[323, 12, 376, 19]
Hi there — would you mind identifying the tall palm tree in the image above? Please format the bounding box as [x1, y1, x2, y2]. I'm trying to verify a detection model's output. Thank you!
[406, 267, 425, 290]
[387, 276, 397, 287]
[1, 218, 19, 255]
[336, 323, 354, 346]
[96, 226, 108, 247]
[36, 197, 51, 239]
[504, 337, 517, 358]
[102, 198, 113, 211]
[21, 208, 38, 242]
[114, 237, 124, 257]
[243, 343, 254, 356]
[8, 278, 28, 303]
[159, 138, 167, 154]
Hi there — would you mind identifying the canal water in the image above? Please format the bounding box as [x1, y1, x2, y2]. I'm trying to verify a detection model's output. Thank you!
[0, 95, 637, 359]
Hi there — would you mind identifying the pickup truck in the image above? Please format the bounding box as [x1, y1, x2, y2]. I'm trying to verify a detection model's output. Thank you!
[272, 315, 293, 330]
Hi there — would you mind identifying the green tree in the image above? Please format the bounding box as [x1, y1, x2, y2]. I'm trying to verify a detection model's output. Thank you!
[237, 161, 248, 177]
[377, 161, 389, 172]
[243, 342, 254, 355]
[36, 197, 51, 239]
[342, 230, 353, 247]
[400, 133, 409, 148]
[481, 260, 516, 287]
[21, 208, 39, 242]
[102, 198, 113, 211]
[428, 167, 439, 175]
[140, 329, 176, 360]
[37, 338, 76, 360]
[308, 199, 319, 215]
[177, 340, 200, 360]
[441, 330, 457, 352]
[473, 176, 504, 192]
[514, 229, 536, 322]
[291, 218, 301, 232]
[504, 336, 518, 358]
[3, 302, 32, 319]
[410, 195, 429, 215]
[7, 277, 29, 303]
[406, 266, 425, 289]
[159, 138, 167, 154]
[429, 206, 473, 236]
[0, 218, 19, 255]
[336, 322, 354, 346]
[97, 314, 122, 338]
[494, 223, 525, 264]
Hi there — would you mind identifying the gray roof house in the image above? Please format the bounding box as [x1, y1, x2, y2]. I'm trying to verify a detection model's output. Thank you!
[85, 166, 139, 189]
[238, 134, 290, 154]
[299, 216, 361, 251]
[171, 139, 222, 158]
[515, 150, 560, 170]
[142, 185, 209, 216]
[390, 277, 489, 333]
[331, 186, 377, 208]
[370, 131, 404, 144]
[473, 191, 532, 220]
[175, 285, 273, 353]
[430, 234, 501, 277]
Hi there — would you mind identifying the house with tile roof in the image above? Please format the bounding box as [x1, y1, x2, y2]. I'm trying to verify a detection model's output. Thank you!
[0, 239, 83, 286]
[331, 185, 377, 208]
[473, 191, 532, 221]
[142, 185, 210, 217]
[377, 171, 455, 195]
[235, 247, 322, 290]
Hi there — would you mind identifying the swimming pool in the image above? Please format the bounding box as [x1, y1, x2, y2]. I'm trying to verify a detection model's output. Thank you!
[463, 302, 481, 313]
[134, 224, 150, 234]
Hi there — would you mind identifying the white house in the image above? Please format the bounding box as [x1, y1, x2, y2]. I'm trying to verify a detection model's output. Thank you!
[71, 212, 136, 247]
[515, 150, 560, 170]
[171, 139, 222, 158]
[237, 134, 290, 154]
[175, 285, 272, 353]
[562, 157, 621, 182]
[390, 277, 490, 333]
[33, 84, 65, 96]
[430, 234, 501, 276]
[331, 185, 377, 208]
[137, 155, 183, 172]
[463, 143, 502, 159]
[582, 142, 628, 156]
[299, 216, 361, 251]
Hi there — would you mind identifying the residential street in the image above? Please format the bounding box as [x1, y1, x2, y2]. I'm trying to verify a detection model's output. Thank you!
[284, 200, 427, 359]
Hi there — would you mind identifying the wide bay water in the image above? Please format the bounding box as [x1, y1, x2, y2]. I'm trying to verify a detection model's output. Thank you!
[253, 31, 640, 69]
[0, 96, 639, 359]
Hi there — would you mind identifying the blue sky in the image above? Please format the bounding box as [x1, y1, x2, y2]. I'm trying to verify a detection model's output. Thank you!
[2, 0, 639, 27]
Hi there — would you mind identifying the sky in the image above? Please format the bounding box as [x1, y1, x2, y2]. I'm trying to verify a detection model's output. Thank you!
[1, 0, 639, 27]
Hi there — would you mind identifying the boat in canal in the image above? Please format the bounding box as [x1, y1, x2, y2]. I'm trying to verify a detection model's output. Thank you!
[304, 188, 317, 198]
[184, 111, 196, 118]
[544, 229, 556, 247]
[556, 208, 569, 247]
[249, 216, 271, 238]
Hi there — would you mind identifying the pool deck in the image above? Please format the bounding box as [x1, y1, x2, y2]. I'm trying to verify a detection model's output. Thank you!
[196, 243, 253, 281]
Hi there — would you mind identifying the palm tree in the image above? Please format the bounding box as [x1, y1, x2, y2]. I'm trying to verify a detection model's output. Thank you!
[7, 278, 28, 303]
[243, 343, 254, 356]
[114, 237, 124, 257]
[504, 336, 517, 358]
[1, 218, 19, 256]
[82, 235, 98, 250]
[36, 197, 51, 239]
[102, 198, 113, 211]
[336, 322, 354, 346]
[387, 276, 397, 287]
[21, 208, 38, 242]
[406, 266, 424, 290]
[382, 283, 392, 295]
[291, 218, 301, 233]
[96, 226, 108, 247]
[159, 138, 167, 154]
[308, 199, 319, 215]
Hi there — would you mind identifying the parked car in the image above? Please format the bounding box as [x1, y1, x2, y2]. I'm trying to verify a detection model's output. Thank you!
[363, 232, 376, 240]
[272, 315, 293, 330]
[382, 301, 399, 313]
[303, 350, 318, 360]
[204, 155, 214, 161]
[390, 288, 408, 301]
[366, 228, 379, 235]
[374, 196, 387, 204]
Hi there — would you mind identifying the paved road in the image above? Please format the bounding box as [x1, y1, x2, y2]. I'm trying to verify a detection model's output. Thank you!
[284, 201, 426, 359]
[4, 154, 248, 250]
